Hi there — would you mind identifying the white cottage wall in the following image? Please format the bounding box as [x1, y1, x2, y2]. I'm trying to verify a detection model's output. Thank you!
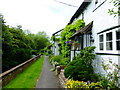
[71, 0, 119, 75]
[54, 41, 59, 56]
[92, 0, 118, 34]
[93, 55, 119, 76]
[70, 51, 74, 61]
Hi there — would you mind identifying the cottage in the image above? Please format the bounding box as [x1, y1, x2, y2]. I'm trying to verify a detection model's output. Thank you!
[51, 0, 119, 76]
[68, 0, 120, 75]
[51, 29, 63, 56]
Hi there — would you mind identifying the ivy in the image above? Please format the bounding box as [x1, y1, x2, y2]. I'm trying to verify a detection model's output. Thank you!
[59, 19, 85, 57]
[51, 35, 60, 42]
[51, 35, 55, 41]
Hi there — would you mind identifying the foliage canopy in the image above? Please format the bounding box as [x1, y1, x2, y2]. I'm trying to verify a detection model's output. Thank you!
[2, 14, 50, 72]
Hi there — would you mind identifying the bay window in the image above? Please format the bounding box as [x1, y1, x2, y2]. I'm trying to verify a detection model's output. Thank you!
[98, 29, 120, 53]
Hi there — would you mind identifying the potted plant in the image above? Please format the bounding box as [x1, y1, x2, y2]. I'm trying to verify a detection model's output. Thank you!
[72, 41, 79, 49]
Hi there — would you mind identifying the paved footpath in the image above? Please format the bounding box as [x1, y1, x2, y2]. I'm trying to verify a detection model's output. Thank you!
[36, 56, 61, 88]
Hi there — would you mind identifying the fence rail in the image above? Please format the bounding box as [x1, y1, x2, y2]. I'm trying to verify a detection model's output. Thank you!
[0, 54, 41, 87]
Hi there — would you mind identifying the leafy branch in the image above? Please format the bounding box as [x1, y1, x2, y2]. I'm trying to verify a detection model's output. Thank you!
[108, 0, 120, 17]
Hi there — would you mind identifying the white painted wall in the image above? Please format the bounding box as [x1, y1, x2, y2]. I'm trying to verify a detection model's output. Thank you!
[93, 55, 119, 75]
[71, 0, 119, 75]
[70, 51, 74, 61]
[92, 0, 118, 33]
[70, 50, 80, 61]
[54, 41, 59, 56]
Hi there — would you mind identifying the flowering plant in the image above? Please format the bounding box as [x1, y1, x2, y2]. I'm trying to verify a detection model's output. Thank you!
[66, 41, 74, 44]
[65, 79, 89, 88]
[65, 79, 103, 89]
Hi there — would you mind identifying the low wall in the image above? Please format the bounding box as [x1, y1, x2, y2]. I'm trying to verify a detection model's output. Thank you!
[58, 69, 67, 88]
[0, 54, 41, 87]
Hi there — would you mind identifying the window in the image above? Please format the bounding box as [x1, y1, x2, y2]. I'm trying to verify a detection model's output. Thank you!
[116, 30, 120, 50]
[98, 29, 120, 53]
[99, 34, 104, 50]
[106, 32, 113, 50]
[95, 0, 106, 5]
[95, 0, 98, 4]
[79, 35, 83, 50]
[94, 0, 106, 12]
[95, 0, 99, 8]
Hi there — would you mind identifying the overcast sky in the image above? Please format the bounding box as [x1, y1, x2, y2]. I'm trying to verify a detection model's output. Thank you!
[0, 0, 83, 37]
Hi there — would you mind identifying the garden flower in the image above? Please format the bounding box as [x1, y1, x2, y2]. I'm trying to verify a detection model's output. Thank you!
[66, 41, 74, 44]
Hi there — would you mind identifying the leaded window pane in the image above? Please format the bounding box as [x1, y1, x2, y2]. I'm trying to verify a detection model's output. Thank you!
[99, 35, 103, 42]
[106, 32, 112, 41]
[106, 42, 112, 50]
[116, 41, 120, 50]
[100, 43, 103, 50]
[116, 30, 120, 40]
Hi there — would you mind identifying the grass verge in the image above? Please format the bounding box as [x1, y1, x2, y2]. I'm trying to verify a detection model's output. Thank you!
[3, 56, 44, 88]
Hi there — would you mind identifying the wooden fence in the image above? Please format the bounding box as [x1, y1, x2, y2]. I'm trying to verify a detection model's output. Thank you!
[0, 54, 41, 87]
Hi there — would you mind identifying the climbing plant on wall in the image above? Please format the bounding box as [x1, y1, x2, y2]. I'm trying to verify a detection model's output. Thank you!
[59, 19, 85, 57]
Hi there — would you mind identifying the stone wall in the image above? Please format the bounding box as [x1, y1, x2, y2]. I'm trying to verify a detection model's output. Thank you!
[0, 54, 41, 87]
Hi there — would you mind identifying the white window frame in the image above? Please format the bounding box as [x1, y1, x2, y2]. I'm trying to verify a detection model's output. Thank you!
[116, 29, 120, 50]
[98, 28, 119, 54]
[106, 31, 113, 50]
[99, 34, 104, 50]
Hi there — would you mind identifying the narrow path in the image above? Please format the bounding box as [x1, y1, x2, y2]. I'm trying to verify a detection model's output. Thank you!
[36, 56, 61, 88]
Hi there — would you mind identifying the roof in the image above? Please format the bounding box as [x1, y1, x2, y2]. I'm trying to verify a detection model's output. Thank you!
[68, 0, 91, 24]
[52, 0, 91, 36]
[52, 29, 63, 36]
[70, 21, 93, 39]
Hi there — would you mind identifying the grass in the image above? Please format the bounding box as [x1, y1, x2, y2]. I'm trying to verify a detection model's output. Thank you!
[3, 56, 44, 88]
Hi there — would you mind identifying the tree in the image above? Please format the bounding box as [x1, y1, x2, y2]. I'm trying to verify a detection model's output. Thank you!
[108, 0, 120, 17]
[35, 31, 50, 54]
[2, 25, 33, 72]
[2, 15, 50, 72]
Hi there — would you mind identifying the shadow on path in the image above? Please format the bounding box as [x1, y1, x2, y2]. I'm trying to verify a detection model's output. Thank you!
[36, 56, 61, 88]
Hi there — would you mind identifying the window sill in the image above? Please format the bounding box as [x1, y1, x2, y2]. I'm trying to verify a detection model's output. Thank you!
[96, 52, 120, 56]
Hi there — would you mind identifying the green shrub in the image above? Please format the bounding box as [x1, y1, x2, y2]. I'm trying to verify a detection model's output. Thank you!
[99, 60, 120, 88]
[49, 55, 64, 65]
[50, 55, 63, 63]
[59, 58, 70, 66]
[64, 46, 98, 81]
[49, 56, 53, 64]
[89, 82, 103, 89]
[49, 55, 70, 66]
